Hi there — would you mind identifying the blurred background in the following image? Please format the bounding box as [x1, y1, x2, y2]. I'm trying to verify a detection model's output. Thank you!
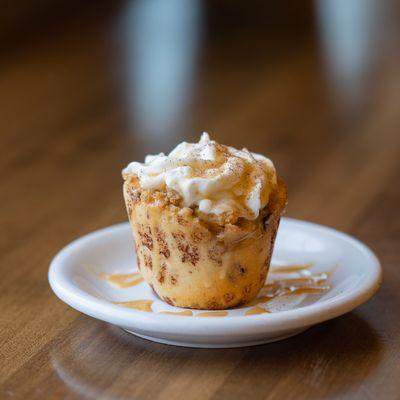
[1, 0, 399, 233]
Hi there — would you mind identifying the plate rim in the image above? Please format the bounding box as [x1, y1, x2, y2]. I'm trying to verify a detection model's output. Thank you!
[48, 218, 382, 335]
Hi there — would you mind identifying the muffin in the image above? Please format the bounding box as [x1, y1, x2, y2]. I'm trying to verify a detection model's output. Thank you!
[122, 133, 287, 309]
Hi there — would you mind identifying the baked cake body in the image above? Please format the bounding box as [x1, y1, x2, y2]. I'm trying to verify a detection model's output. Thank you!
[122, 133, 287, 309]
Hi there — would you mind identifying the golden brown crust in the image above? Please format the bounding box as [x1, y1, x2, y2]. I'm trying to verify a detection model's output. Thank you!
[123, 178, 287, 309]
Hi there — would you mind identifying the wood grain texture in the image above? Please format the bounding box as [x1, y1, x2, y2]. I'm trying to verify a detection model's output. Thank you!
[0, 1, 399, 399]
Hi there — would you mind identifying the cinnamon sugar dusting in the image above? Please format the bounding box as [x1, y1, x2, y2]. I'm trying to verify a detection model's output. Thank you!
[155, 227, 170, 258]
[172, 231, 199, 266]
[138, 224, 153, 250]
[143, 253, 153, 270]
[158, 263, 167, 284]
[122, 132, 277, 222]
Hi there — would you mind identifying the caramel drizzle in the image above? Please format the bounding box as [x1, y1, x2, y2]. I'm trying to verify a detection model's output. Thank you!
[105, 263, 331, 317]
[264, 273, 328, 287]
[258, 272, 330, 303]
[269, 263, 313, 273]
[245, 306, 269, 315]
[159, 310, 193, 316]
[241, 269, 330, 311]
[113, 299, 153, 312]
[196, 311, 228, 317]
[99, 272, 144, 288]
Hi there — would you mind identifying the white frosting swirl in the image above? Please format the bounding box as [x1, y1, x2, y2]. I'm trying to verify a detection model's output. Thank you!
[123, 133, 277, 220]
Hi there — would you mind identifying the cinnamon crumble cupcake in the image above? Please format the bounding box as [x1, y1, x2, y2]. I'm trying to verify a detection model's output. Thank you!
[122, 133, 287, 309]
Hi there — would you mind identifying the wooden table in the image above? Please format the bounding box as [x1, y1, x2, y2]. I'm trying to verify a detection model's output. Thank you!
[1, 2, 399, 399]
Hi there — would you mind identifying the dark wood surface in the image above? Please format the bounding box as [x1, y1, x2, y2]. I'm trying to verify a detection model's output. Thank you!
[1, 2, 399, 399]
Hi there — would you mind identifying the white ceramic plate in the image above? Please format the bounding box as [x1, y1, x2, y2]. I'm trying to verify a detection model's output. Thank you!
[48, 218, 381, 348]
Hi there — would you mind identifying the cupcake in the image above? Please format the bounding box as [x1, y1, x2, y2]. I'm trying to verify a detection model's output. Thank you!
[122, 133, 287, 309]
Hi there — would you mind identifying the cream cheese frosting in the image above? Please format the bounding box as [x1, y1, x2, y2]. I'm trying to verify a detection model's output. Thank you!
[122, 133, 277, 220]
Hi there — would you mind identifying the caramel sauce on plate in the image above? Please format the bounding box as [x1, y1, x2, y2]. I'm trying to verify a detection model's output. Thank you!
[103, 263, 331, 317]
[113, 299, 153, 312]
[242, 266, 331, 311]
[262, 273, 330, 298]
[269, 263, 313, 273]
[100, 272, 144, 288]
[159, 310, 193, 316]
[245, 306, 269, 315]
[285, 286, 329, 295]
[196, 311, 228, 317]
